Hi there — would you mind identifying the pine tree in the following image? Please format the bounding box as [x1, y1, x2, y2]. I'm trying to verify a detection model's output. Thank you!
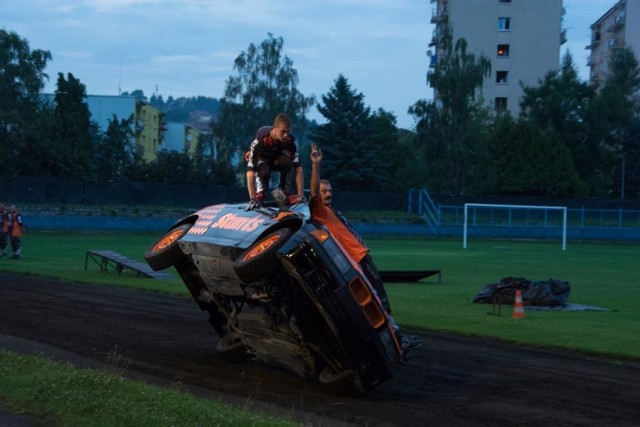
[52, 73, 95, 179]
[310, 75, 383, 190]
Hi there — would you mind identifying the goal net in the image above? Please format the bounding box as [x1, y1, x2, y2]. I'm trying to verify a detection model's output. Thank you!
[463, 203, 567, 250]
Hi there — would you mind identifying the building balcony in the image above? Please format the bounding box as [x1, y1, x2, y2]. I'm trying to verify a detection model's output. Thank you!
[430, 9, 447, 24]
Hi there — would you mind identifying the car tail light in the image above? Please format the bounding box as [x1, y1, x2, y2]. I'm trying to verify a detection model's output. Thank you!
[349, 276, 372, 305]
[348, 277, 385, 328]
[310, 228, 330, 243]
[362, 300, 385, 329]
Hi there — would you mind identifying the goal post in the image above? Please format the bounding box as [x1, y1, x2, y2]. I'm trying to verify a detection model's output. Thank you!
[463, 203, 567, 250]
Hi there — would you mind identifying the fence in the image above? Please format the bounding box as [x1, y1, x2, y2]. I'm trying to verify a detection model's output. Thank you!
[408, 188, 640, 242]
[438, 204, 640, 229]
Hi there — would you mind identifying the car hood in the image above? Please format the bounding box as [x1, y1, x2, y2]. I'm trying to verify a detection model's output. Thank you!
[180, 203, 309, 249]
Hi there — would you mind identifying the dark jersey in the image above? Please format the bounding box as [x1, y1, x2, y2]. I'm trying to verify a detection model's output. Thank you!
[246, 126, 300, 171]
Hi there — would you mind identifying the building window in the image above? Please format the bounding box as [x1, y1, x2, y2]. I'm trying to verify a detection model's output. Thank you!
[496, 71, 508, 84]
[499, 0, 512, 3]
[497, 44, 510, 57]
[495, 97, 508, 110]
[498, 17, 511, 31]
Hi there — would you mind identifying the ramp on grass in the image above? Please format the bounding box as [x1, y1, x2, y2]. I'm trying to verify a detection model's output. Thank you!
[85, 250, 173, 279]
[380, 270, 441, 283]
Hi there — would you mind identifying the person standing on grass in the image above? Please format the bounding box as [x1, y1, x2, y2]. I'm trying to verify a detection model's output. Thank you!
[7, 205, 23, 259]
[0, 203, 8, 259]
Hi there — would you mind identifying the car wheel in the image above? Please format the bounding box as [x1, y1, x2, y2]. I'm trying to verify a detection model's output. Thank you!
[144, 223, 192, 271]
[233, 227, 293, 283]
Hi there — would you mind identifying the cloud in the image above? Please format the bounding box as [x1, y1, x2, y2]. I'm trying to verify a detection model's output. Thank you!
[2, 0, 616, 129]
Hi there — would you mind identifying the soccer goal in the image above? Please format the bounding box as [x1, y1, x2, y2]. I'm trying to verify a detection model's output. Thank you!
[463, 203, 567, 250]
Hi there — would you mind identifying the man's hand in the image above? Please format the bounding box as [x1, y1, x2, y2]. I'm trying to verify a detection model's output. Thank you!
[245, 198, 261, 211]
[310, 144, 322, 164]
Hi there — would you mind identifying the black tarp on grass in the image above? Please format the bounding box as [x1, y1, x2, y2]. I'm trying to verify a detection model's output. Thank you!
[473, 276, 571, 306]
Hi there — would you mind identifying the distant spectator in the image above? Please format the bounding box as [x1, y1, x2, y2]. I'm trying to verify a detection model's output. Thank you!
[0, 203, 8, 259]
[7, 205, 23, 259]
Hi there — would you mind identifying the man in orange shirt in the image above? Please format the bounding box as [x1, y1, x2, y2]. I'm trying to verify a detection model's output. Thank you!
[7, 205, 23, 259]
[309, 144, 421, 356]
[0, 203, 8, 259]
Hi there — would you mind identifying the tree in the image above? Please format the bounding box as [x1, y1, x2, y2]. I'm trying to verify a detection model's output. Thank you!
[310, 75, 384, 190]
[95, 115, 135, 181]
[520, 53, 600, 193]
[487, 116, 584, 196]
[0, 29, 52, 175]
[409, 22, 491, 194]
[51, 73, 95, 179]
[368, 108, 416, 191]
[596, 47, 640, 198]
[213, 34, 315, 170]
[121, 89, 147, 102]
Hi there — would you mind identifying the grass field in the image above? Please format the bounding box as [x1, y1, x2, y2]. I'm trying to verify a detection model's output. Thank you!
[2, 230, 639, 359]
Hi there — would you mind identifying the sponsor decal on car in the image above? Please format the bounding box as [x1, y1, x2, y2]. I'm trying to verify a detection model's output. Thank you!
[210, 213, 263, 233]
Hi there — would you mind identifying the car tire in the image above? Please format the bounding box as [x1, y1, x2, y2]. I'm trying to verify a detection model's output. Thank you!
[233, 227, 293, 283]
[144, 223, 192, 271]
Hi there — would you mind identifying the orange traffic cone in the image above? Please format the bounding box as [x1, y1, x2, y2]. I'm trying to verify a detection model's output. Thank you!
[512, 289, 526, 319]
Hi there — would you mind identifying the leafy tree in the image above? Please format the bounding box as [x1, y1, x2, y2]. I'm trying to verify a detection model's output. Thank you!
[0, 29, 52, 174]
[625, 117, 640, 197]
[310, 75, 384, 190]
[520, 53, 601, 193]
[129, 150, 192, 183]
[596, 47, 640, 198]
[409, 22, 491, 194]
[51, 73, 95, 179]
[95, 115, 135, 181]
[151, 95, 221, 122]
[368, 108, 415, 191]
[487, 116, 584, 196]
[189, 133, 209, 184]
[213, 34, 315, 169]
[121, 89, 147, 102]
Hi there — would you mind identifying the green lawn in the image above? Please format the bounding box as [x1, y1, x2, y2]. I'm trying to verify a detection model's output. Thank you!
[368, 238, 640, 359]
[0, 350, 296, 427]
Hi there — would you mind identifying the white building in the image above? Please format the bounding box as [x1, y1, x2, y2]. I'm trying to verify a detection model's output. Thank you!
[586, 0, 640, 88]
[429, 0, 566, 116]
[85, 95, 136, 131]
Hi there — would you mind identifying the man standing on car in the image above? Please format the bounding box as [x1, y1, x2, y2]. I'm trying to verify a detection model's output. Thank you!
[245, 113, 304, 210]
[309, 144, 421, 355]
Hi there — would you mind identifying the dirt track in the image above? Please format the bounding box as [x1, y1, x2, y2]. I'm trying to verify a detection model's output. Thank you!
[1, 272, 639, 426]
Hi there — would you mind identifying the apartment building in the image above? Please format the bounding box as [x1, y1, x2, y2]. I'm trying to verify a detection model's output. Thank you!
[134, 101, 167, 163]
[587, 0, 640, 88]
[429, 0, 565, 116]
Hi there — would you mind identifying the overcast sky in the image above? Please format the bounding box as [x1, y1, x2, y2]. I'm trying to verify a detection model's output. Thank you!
[1, 0, 615, 129]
